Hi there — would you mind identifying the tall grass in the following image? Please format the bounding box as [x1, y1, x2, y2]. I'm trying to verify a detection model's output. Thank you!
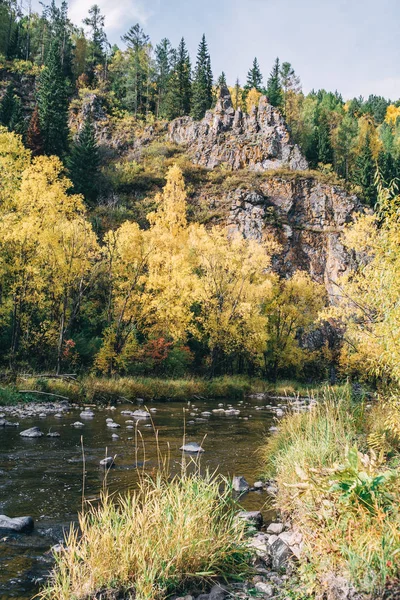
[38, 471, 250, 600]
[261, 390, 400, 596]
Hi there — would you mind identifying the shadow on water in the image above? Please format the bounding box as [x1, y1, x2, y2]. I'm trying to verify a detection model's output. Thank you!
[0, 394, 283, 599]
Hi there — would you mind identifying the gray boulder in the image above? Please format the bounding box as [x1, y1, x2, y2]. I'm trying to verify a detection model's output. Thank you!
[20, 427, 43, 438]
[133, 409, 150, 419]
[100, 457, 114, 468]
[47, 432, 60, 438]
[232, 476, 249, 492]
[0, 515, 34, 533]
[237, 511, 263, 529]
[267, 522, 284, 535]
[209, 585, 228, 600]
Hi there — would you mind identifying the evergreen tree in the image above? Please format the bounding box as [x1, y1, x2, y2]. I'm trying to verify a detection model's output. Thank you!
[191, 34, 213, 120]
[245, 57, 263, 92]
[83, 4, 107, 75]
[353, 134, 377, 206]
[67, 116, 100, 205]
[317, 111, 333, 164]
[233, 78, 242, 110]
[26, 105, 45, 156]
[155, 38, 173, 118]
[165, 38, 191, 120]
[279, 61, 301, 117]
[377, 150, 396, 186]
[266, 57, 283, 107]
[217, 72, 227, 88]
[0, 83, 25, 135]
[122, 24, 151, 117]
[37, 39, 69, 157]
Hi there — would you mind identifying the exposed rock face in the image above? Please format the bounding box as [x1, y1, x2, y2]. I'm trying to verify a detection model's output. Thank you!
[225, 177, 362, 299]
[169, 86, 307, 171]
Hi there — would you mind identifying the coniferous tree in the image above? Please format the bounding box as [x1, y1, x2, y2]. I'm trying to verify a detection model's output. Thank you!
[245, 57, 263, 92]
[317, 111, 333, 164]
[67, 116, 100, 205]
[155, 38, 173, 118]
[122, 24, 151, 117]
[266, 57, 283, 107]
[165, 38, 191, 119]
[36, 39, 69, 156]
[83, 4, 107, 76]
[233, 78, 242, 110]
[0, 83, 16, 128]
[217, 72, 227, 88]
[26, 105, 45, 156]
[377, 150, 396, 186]
[353, 134, 377, 206]
[191, 34, 213, 120]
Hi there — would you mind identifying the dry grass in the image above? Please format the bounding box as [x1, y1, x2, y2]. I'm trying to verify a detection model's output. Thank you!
[261, 390, 400, 596]
[38, 469, 251, 600]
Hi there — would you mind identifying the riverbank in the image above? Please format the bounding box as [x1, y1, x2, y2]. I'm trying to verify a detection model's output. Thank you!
[0, 374, 348, 405]
[261, 386, 400, 598]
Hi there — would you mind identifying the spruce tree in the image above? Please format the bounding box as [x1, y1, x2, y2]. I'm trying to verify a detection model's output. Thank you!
[217, 72, 227, 88]
[0, 83, 25, 135]
[83, 4, 107, 75]
[266, 57, 283, 107]
[191, 34, 213, 120]
[245, 57, 263, 92]
[354, 134, 377, 206]
[67, 116, 100, 205]
[122, 24, 151, 117]
[155, 38, 173, 118]
[37, 38, 69, 157]
[165, 38, 191, 120]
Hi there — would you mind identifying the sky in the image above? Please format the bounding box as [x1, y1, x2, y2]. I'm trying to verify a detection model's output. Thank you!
[31, 0, 400, 101]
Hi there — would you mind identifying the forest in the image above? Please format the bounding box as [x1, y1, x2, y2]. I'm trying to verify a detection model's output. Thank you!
[0, 0, 399, 387]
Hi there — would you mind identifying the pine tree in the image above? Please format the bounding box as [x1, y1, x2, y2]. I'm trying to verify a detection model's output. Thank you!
[233, 78, 242, 110]
[26, 105, 44, 156]
[0, 83, 16, 128]
[37, 39, 69, 157]
[354, 134, 377, 206]
[122, 24, 151, 117]
[245, 58, 263, 92]
[165, 38, 191, 120]
[266, 57, 283, 107]
[191, 34, 213, 121]
[67, 116, 100, 205]
[377, 150, 396, 187]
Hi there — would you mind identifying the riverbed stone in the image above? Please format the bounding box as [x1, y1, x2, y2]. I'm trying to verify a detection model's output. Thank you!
[0, 515, 34, 533]
[180, 442, 204, 453]
[133, 409, 150, 419]
[254, 581, 274, 597]
[100, 457, 114, 468]
[232, 476, 249, 492]
[209, 584, 228, 600]
[270, 537, 294, 570]
[237, 511, 263, 529]
[20, 427, 43, 438]
[267, 522, 284, 535]
[72, 421, 84, 427]
[47, 432, 60, 437]
[107, 422, 121, 428]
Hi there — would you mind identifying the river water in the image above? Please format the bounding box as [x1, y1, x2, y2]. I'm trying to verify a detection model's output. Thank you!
[0, 394, 285, 600]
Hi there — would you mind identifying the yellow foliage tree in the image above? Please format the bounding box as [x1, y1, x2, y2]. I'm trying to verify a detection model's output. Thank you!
[246, 87, 262, 113]
[385, 104, 400, 126]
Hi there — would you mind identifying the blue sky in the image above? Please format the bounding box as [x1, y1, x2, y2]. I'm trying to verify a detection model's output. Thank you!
[32, 0, 400, 100]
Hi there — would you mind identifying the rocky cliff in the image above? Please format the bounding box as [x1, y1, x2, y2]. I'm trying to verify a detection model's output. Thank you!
[169, 86, 307, 171]
[166, 87, 362, 301]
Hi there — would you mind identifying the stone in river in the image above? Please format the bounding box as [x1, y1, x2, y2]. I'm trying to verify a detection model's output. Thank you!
[232, 476, 249, 492]
[100, 457, 114, 468]
[107, 422, 120, 428]
[72, 421, 84, 427]
[237, 510, 263, 529]
[180, 442, 205, 453]
[111, 434, 119, 439]
[47, 432, 60, 438]
[80, 410, 94, 418]
[132, 409, 150, 419]
[20, 427, 43, 438]
[0, 515, 34, 533]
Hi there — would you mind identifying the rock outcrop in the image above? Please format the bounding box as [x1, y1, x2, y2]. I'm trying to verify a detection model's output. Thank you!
[169, 86, 308, 171]
[225, 177, 362, 299]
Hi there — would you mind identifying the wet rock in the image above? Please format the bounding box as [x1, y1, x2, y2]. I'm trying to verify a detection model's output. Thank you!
[111, 434, 119, 439]
[132, 409, 150, 419]
[267, 522, 284, 535]
[254, 481, 264, 489]
[0, 515, 34, 533]
[20, 427, 43, 438]
[1, 419, 19, 427]
[107, 422, 121, 428]
[180, 442, 204, 453]
[100, 457, 114, 468]
[232, 476, 249, 492]
[47, 432, 60, 438]
[224, 409, 240, 416]
[265, 484, 278, 496]
[72, 421, 84, 427]
[80, 410, 94, 418]
[237, 511, 263, 529]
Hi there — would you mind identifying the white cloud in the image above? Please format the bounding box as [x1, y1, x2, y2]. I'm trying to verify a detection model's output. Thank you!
[68, 0, 156, 33]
